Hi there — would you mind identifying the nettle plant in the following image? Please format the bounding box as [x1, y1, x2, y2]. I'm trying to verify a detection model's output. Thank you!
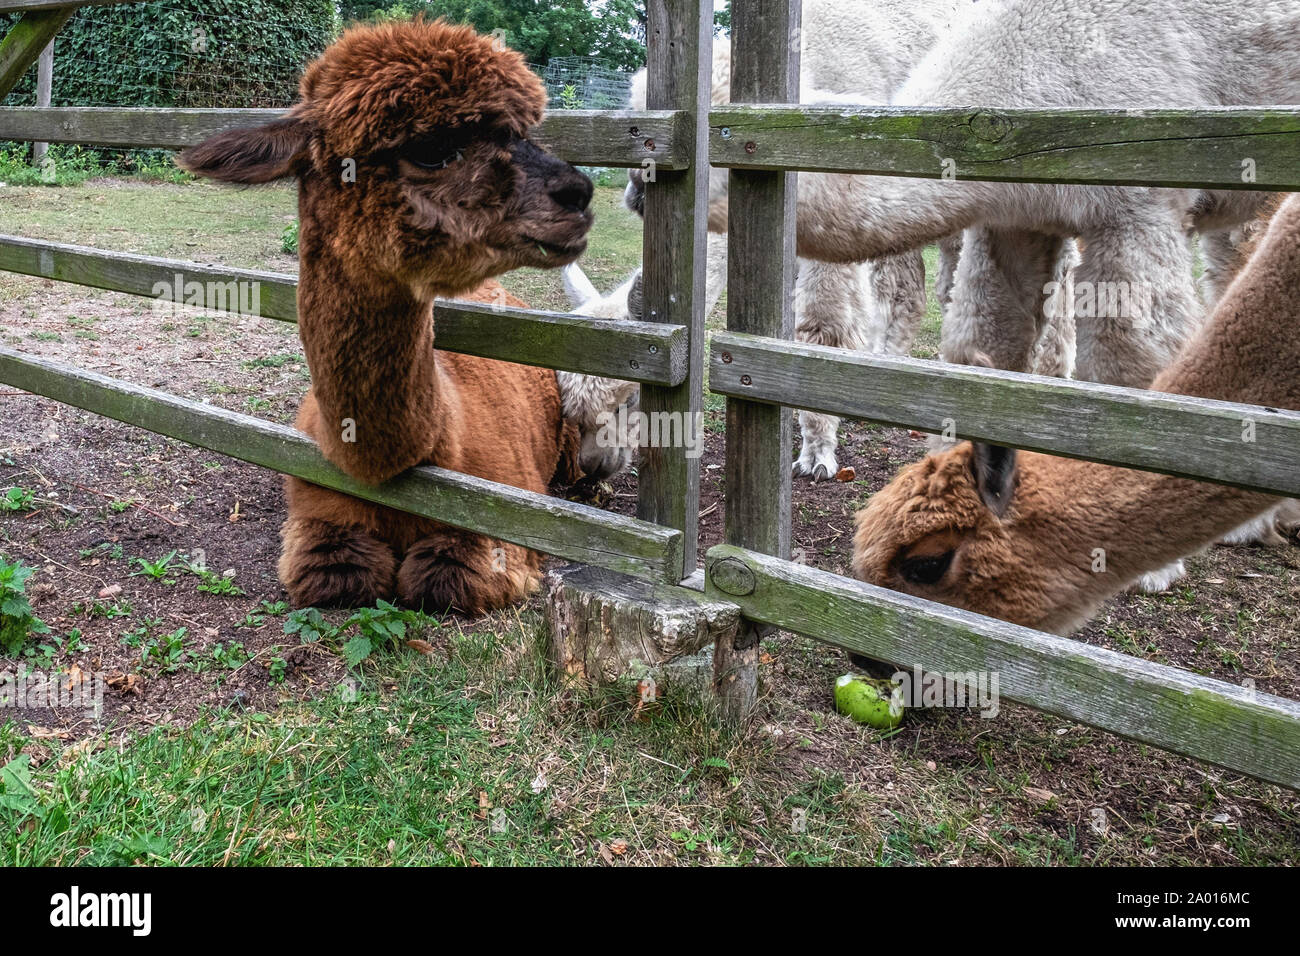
[0, 558, 50, 656]
[284, 601, 433, 668]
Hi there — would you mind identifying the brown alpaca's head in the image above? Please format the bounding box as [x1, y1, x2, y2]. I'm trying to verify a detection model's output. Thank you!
[179, 19, 593, 296]
[853, 442, 1076, 632]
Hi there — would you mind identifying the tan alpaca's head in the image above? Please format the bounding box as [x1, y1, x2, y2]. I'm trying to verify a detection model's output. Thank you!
[179, 19, 593, 296]
[852, 441, 1080, 632]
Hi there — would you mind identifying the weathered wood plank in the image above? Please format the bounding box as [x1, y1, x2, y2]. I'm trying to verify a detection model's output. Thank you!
[29, 33, 50, 166]
[0, 346, 684, 582]
[0, 107, 690, 169]
[636, 0, 712, 580]
[0, 0, 131, 11]
[705, 545, 1300, 790]
[710, 331, 1300, 497]
[715, 0, 799, 723]
[709, 106, 1300, 190]
[0, 236, 688, 385]
[0, 6, 71, 98]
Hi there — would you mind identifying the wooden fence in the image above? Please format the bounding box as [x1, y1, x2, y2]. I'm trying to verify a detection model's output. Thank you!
[2, 0, 1299, 790]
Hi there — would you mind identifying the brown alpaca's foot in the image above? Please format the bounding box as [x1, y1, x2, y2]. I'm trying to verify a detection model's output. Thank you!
[396, 532, 538, 616]
[279, 517, 398, 608]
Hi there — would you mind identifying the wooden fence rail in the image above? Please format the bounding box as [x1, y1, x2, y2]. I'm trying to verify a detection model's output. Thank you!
[0, 235, 689, 384]
[710, 331, 1300, 497]
[0, 346, 684, 582]
[710, 106, 1300, 190]
[0, 106, 689, 170]
[705, 545, 1300, 790]
[6, 105, 1300, 190]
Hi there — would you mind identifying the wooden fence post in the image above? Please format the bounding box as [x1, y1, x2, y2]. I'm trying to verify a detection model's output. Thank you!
[31, 36, 51, 166]
[638, 0, 712, 581]
[0, 5, 72, 99]
[714, 0, 800, 722]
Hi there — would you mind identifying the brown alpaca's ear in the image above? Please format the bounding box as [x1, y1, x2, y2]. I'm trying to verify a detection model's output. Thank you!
[177, 114, 313, 184]
[972, 442, 1017, 517]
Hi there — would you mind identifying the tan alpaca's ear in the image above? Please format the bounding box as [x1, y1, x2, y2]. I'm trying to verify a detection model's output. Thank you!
[972, 442, 1018, 517]
[177, 114, 313, 184]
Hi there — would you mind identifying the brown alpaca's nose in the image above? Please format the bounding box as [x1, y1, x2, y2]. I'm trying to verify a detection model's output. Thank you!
[549, 168, 593, 213]
[512, 139, 593, 213]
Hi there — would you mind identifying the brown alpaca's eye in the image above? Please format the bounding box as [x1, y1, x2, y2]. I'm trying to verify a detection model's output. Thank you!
[899, 550, 954, 586]
[404, 143, 464, 170]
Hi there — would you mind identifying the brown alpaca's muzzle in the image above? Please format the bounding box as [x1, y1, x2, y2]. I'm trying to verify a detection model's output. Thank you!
[510, 139, 594, 266]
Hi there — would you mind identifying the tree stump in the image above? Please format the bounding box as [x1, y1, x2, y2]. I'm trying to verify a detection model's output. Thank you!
[543, 563, 740, 704]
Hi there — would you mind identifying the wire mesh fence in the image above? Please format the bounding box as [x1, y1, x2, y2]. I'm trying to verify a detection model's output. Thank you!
[539, 56, 634, 111]
[1, 1, 334, 110]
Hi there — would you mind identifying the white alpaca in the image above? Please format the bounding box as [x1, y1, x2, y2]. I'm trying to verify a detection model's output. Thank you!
[789, 0, 1299, 582]
[628, 0, 982, 482]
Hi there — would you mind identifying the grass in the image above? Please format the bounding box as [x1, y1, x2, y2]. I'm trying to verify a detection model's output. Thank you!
[0, 615, 896, 866]
[8, 609, 1293, 866]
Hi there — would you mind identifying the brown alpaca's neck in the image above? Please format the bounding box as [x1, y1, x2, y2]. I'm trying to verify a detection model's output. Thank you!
[1018, 458, 1275, 630]
[296, 237, 444, 485]
[1017, 197, 1300, 628]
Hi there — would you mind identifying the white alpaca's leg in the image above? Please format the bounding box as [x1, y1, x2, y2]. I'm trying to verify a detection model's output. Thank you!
[1135, 560, 1185, 594]
[934, 233, 962, 310]
[872, 249, 928, 357]
[1073, 217, 1202, 388]
[792, 257, 869, 481]
[1029, 238, 1079, 378]
[941, 228, 1068, 372]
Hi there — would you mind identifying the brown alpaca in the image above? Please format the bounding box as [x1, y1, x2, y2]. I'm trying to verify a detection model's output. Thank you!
[853, 194, 1300, 635]
[179, 20, 593, 613]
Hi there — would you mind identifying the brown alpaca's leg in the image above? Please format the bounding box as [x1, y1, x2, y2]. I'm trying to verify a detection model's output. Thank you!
[278, 517, 398, 608]
[396, 531, 538, 615]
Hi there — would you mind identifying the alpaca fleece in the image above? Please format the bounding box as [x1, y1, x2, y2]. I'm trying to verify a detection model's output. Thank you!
[179, 20, 594, 613]
[853, 196, 1300, 634]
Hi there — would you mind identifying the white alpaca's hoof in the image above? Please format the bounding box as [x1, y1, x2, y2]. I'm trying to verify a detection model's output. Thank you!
[1277, 500, 1300, 540]
[1218, 510, 1287, 548]
[792, 445, 838, 482]
[1135, 560, 1186, 594]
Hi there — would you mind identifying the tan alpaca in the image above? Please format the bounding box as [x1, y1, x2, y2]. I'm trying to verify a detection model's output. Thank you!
[179, 20, 593, 613]
[853, 194, 1300, 635]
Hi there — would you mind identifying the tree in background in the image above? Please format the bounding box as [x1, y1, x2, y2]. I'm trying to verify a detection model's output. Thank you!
[340, 0, 647, 71]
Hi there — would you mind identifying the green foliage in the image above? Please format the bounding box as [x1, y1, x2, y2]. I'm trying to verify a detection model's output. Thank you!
[0, 1, 338, 172]
[0, 558, 50, 656]
[285, 601, 433, 667]
[0, 756, 51, 827]
[0, 488, 34, 512]
[139, 627, 189, 674]
[343, 601, 424, 667]
[281, 221, 299, 255]
[130, 549, 178, 582]
[2, 1, 337, 110]
[283, 607, 333, 644]
[341, 1, 647, 71]
[209, 641, 249, 670]
[193, 569, 245, 597]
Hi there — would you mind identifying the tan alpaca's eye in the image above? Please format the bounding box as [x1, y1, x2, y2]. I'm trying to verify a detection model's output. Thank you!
[898, 550, 954, 586]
